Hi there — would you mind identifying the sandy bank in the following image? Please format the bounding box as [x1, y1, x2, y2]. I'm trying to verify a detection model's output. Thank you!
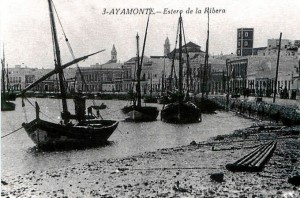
[1, 122, 300, 197]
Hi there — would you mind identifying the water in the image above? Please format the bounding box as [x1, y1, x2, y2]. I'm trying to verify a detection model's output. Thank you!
[1, 98, 253, 178]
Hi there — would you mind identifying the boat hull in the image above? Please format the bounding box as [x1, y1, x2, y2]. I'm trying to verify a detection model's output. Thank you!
[161, 102, 202, 124]
[1, 101, 16, 111]
[22, 119, 118, 149]
[157, 96, 169, 104]
[143, 96, 157, 103]
[124, 106, 159, 122]
[195, 97, 220, 113]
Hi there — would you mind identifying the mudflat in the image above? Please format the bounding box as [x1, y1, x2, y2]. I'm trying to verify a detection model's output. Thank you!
[1, 122, 299, 197]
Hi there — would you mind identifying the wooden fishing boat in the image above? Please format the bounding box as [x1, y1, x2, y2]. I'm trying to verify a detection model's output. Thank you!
[194, 12, 219, 113]
[161, 14, 201, 124]
[20, 0, 118, 149]
[123, 15, 159, 122]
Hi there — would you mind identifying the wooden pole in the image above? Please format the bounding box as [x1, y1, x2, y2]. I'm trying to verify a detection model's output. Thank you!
[48, 0, 69, 122]
[273, 32, 282, 103]
[135, 33, 140, 107]
[202, 12, 210, 98]
[178, 14, 183, 98]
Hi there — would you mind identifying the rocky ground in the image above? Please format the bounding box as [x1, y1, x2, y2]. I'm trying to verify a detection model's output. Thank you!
[1, 121, 300, 197]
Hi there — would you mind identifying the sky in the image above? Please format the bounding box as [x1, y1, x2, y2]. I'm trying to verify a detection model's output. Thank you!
[0, 0, 299, 69]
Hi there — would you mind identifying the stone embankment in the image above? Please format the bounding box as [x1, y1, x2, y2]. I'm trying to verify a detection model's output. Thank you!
[211, 96, 300, 126]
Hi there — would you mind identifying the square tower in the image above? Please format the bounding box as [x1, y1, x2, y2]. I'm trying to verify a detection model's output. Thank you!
[237, 28, 254, 56]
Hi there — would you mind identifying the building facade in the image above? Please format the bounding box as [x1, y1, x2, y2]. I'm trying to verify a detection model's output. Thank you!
[76, 45, 133, 93]
[6, 65, 76, 93]
[237, 28, 254, 56]
[226, 58, 248, 95]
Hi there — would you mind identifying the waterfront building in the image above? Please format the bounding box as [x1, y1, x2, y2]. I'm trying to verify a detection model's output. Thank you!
[6, 65, 76, 93]
[237, 28, 254, 56]
[225, 52, 299, 98]
[76, 45, 132, 93]
[225, 58, 248, 95]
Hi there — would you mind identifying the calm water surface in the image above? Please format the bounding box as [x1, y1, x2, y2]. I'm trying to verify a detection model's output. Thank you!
[1, 98, 253, 177]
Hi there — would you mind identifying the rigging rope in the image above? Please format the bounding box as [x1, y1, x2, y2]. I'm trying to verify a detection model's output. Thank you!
[170, 18, 180, 91]
[117, 166, 220, 172]
[1, 126, 24, 139]
[24, 97, 60, 124]
[181, 20, 191, 94]
[52, 0, 100, 109]
[52, 0, 87, 89]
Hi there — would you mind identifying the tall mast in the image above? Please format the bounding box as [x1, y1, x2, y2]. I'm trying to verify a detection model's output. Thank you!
[170, 20, 180, 91]
[1, 46, 6, 96]
[178, 14, 183, 98]
[161, 57, 165, 95]
[135, 33, 141, 107]
[202, 12, 209, 98]
[182, 21, 190, 97]
[6, 63, 10, 92]
[138, 14, 150, 108]
[273, 32, 282, 103]
[47, 0, 69, 121]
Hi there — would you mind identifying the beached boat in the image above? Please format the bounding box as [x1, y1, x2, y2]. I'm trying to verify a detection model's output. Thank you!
[122, 15, 159, 122]
[161, 14, 201, 124]
[1, 48, 16, 111]
[20, 0, 118, 149]
[194, 12, 220, 113]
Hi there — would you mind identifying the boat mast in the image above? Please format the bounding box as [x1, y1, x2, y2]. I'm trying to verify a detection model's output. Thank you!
[1, 46, 6, 97]
[47, 0, 69, 121]
[6, 63, 10, 92]
[138, 14, 150, 108]
[170, 20, 180, 91]
[135, 33, 141, 107]
[161, 57, 165, 95]
[202, 12, 209, 98]
[273, 32, 282, 103]
[181, 21, 190, 98]
[178, 14, 183, 100]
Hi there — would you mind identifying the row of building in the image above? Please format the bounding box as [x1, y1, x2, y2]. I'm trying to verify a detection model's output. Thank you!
[5, 29, 300, 99]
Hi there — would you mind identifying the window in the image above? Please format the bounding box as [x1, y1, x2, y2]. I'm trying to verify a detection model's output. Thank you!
[238, 42, 241, 47]
[245, 32, 248, 37]
[238, 32, 241, 38]
[244, 41, 248, 47]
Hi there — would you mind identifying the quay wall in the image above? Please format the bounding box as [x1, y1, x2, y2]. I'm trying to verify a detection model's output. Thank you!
[210, 96, 300, 126]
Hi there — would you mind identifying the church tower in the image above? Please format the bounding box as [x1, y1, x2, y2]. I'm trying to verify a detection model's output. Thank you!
[111, 44, 117, 63]
[164, 37, 170, 56]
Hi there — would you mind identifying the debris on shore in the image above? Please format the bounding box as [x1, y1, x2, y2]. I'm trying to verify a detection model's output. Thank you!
[1, 122, 299, 197]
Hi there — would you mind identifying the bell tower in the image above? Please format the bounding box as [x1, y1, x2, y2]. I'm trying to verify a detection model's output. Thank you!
[164, 37, 170, 56]
[111, 44, 117, 62]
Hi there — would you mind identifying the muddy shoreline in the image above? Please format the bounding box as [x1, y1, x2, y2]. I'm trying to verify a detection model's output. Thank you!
[1, 120, 300, 197]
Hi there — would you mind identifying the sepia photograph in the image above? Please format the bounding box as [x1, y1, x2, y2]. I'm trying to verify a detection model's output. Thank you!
[1, 0, 300, 197]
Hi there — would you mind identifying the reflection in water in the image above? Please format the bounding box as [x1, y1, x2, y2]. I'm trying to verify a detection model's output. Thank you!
[1, 98, 253, 177]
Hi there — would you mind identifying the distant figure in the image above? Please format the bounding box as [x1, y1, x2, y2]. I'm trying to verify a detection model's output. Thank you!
[248, 104, 252, 118]
[260, 104, 265, 120]
[87, 106, 93, 117]
[74, 94, 86, 122]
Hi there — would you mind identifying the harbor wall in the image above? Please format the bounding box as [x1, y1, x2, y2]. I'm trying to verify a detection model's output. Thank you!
[210, 96, 300, 126]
